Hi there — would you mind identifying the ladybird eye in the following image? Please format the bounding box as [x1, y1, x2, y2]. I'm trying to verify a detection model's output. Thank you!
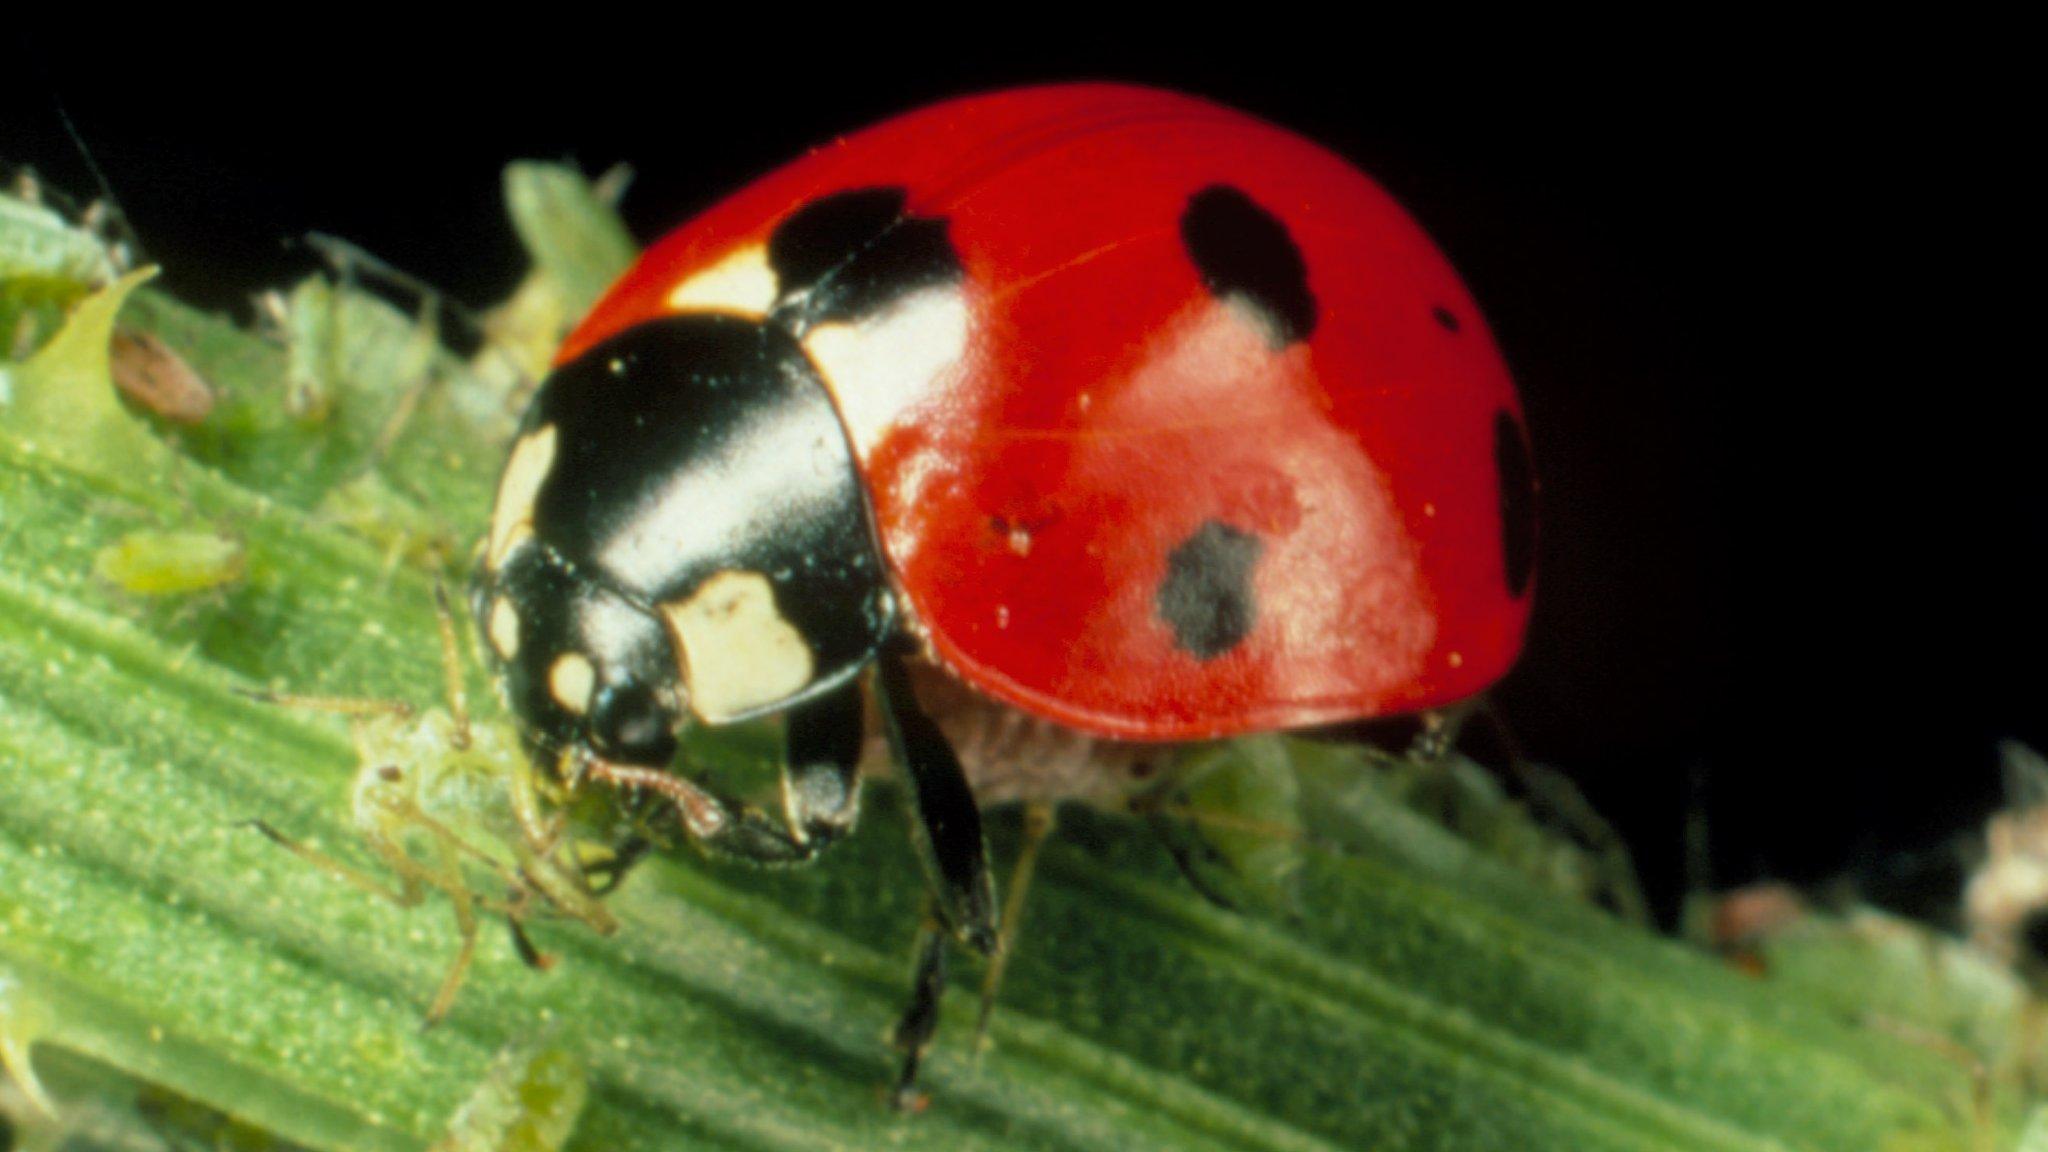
[589, 681, 678, 767]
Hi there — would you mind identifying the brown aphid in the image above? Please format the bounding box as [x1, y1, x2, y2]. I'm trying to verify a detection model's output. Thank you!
[109, 327, 214, 423]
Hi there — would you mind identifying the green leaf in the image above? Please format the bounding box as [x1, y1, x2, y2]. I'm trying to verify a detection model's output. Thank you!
[0, 169, 2029, 1152]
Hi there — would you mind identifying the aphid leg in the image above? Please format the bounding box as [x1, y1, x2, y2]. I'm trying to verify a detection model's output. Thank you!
[432, 579, 472, 750]
[248, 817, 422, 908]
[888, 913, 949, 1113]
[504, 754, 618, 934]
[261, 791, 536, 1024]
[873, 649, 1000, 955]
[422, 837, 482, 1028]
[1474, 699, 1650, 924]
[1144, 811, 1246, 911]
[974, 801, 1056, 1051]
[506, 915, 554, 971]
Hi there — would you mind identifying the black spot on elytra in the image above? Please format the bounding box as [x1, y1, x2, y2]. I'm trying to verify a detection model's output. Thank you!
[1495, 410, 1537, 598]
[1179, 185, 1316, 347]
[766, 186, 961, 334]
[1157, 520, 1264, 658]
[1433, 305, 1461, 332]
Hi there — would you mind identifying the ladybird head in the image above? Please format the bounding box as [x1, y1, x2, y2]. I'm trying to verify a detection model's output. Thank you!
[472, 541, 686, 771]
[472, 313, 897, 772]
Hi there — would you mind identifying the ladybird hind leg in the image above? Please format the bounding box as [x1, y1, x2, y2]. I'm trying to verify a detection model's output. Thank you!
[974, 801, 1057, 1048]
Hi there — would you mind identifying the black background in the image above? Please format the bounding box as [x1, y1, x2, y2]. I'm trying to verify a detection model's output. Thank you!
[5, 31, 2030, 921]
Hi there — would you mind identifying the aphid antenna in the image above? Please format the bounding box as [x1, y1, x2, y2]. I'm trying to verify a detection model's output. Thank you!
[50, 96, 152, 273]
[301, 229, 540, 398]
[301, 232, 479, 330]
[235, 686, 415, 719]
[1469, 697, 1649, 924]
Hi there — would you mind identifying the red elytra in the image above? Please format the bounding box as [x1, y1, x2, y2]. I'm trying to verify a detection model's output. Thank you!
[559, 84, 1533, 741]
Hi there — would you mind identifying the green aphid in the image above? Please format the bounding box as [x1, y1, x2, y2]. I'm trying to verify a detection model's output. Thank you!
[430, 1038, 587, 1152]
[93, 529, 245, 596]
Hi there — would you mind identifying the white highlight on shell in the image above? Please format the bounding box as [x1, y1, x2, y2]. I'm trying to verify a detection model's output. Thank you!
[801, 286, 969, 457]
[548, 652, 596, 715]
[595, 399, 839, 594]
[486, 424, 557, 569]
[665, 245, 777, 317]
[659, 570, 814, 724]
[487, 596, 521, 659]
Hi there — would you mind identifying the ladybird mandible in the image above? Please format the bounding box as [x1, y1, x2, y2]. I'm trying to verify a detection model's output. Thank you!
[470, 82, 1535, 1099]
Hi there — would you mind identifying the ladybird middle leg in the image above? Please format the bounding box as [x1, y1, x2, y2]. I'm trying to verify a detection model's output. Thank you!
[871, 647, 1000, 1107]
[873, 648, 1000, 955]
[888, 912, 950, 1112]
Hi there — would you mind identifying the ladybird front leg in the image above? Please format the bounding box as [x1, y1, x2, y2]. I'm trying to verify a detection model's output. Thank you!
[781, 681, 866, 849]
[579, 684, 866, 866]
[687, 684, 869, 861]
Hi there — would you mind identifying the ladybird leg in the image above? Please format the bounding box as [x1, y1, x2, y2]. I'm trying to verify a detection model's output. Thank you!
[974, 801, 1057, 1050]
[888, 913, 949, 1112]
[579, 760, 828, 865]
[873, 649, 1000, 955]
[685, 678, 867, 860]
[576, 681, 860, 867]
[422, 837, 481, 1027]
[781, 680, 867, 848]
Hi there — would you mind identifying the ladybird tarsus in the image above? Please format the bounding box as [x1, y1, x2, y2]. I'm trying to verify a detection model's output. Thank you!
[889, 922, 950, 1112]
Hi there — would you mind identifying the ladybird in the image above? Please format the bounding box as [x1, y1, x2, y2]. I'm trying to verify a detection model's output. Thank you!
[470, 83, 1535, 1101]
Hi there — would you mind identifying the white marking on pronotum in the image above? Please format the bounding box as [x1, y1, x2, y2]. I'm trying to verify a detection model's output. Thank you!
[548, 652, 597, 715]
[487, 424, 558, 569]
[666, 245, 778, 318]
[488, 596, 521, 659]
[801, 286, 969, 456]
[659, 570, 814, 724]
